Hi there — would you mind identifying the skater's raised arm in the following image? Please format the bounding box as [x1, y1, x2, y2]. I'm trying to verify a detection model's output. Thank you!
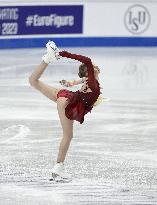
[59, 51, 96, 90]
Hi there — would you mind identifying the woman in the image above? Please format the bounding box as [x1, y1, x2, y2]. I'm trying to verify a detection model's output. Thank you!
[29, 41, 101, 181]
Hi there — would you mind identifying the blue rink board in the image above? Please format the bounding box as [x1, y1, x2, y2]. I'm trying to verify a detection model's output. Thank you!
[0, 37, 157, 48]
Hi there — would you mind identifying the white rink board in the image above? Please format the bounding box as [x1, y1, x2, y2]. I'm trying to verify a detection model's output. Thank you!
[0, 2, 157, 38]
[85, 2, 157, 36]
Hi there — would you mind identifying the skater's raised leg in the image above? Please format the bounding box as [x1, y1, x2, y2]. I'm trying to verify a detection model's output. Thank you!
[29, 61, 60, 102]
[29, 40, 61, 102]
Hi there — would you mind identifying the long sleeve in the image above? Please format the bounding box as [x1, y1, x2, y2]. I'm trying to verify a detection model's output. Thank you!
[59, 51, 96, 89]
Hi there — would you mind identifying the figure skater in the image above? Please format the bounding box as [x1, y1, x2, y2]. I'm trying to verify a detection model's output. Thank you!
[29, 41, 101, 182]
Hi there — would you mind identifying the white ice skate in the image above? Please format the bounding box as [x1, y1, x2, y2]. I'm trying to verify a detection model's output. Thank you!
[42, 40, 60, 64]
[46, 40, 60, 54]
[49, 162, 72, 183]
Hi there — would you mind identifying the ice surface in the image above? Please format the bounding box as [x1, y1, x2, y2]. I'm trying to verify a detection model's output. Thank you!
[0, 47, 157, 205]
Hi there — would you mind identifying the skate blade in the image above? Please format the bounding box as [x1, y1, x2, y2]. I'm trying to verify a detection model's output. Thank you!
[49, 173, 72, 183]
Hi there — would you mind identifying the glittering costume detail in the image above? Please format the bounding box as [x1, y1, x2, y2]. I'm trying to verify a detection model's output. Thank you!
[59, 51, 100, 124]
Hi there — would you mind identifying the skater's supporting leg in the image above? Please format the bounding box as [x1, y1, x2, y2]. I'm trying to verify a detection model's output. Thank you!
[57, 134, 73, 163]
[29, 61, 60, 102]
[57, 97, 73, 163]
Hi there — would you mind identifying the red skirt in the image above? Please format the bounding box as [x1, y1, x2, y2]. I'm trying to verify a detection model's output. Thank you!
[57, 89, 73, 99]
[57, 89, 92, 124]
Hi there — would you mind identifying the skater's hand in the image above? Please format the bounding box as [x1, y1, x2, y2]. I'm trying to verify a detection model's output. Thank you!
[59, 79, 70, 87]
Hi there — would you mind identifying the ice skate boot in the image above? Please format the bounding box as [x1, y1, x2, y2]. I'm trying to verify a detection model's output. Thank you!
[46, 40, 60, 54]
[42, 41, 60, 64]
[50, 162, 72, 183]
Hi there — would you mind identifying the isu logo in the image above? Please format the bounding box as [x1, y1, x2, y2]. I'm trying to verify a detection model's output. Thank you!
[124, 5, 151, 34]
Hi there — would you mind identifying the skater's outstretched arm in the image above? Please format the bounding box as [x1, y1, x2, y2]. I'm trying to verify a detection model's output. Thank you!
[59, 77, 86, 87]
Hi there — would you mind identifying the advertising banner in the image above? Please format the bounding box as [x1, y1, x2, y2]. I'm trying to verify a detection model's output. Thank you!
[0, 5, 83, 36]
[0, 2, 157, 48]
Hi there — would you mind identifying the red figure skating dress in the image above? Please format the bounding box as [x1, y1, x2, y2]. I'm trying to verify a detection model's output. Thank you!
[57, 51, 100, 124]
